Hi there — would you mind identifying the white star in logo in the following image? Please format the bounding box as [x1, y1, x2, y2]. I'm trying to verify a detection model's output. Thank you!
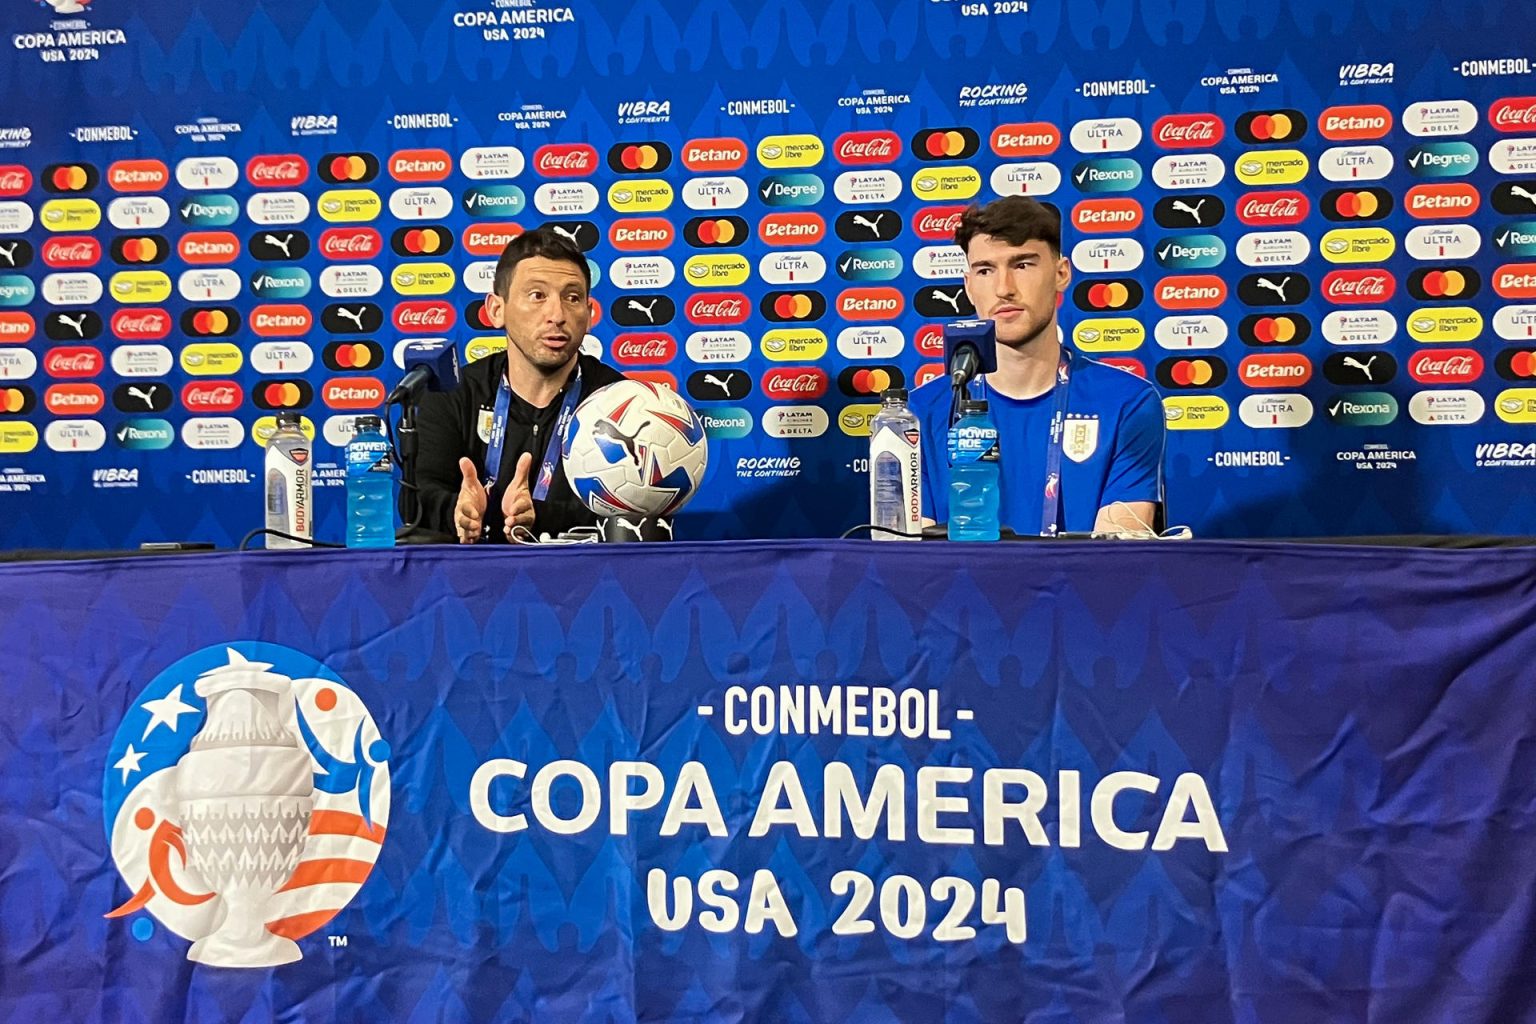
[140, 683, 199, 740]
[114, 744, 147, 784]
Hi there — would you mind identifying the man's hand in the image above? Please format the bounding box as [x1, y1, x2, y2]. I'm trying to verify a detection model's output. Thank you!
[454, 457, 488, 543]
[501, 452, 535, 539]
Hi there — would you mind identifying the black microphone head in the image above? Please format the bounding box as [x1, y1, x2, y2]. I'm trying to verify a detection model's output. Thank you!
[942, 319, 998, 382]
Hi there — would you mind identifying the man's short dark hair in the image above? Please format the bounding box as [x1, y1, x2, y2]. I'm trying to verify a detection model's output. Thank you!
[954, 196, 1062, 256]
[492, 225, 591, 297]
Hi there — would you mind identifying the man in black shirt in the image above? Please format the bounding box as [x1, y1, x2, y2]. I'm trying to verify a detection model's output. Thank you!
[409, 227, 625, 542]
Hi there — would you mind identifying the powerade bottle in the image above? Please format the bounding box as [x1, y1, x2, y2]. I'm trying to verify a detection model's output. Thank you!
[264, 411, 312, 549]
[869, 388, 921, 540]
[947, 398, 1000, 541]
[346, 415, 395, 548]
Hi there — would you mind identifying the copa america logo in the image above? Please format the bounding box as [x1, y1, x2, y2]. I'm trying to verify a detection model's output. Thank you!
[40, 0, 93, 13]
[101, 643, 390, 968]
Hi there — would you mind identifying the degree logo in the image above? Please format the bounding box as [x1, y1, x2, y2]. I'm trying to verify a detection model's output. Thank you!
[911, 127, 980, 161]
[43, 163, 100, 193]
[608, 142, 673, 174]
[1405, 141, 1479, 178]
[319, 153, 380, 184]
[1154, 234, 1226, 270]
[1235, 110, 1308, 144]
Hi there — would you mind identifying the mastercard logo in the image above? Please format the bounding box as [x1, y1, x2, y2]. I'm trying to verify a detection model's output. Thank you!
[43, 163, 99, 193]
[1321, 187, 1393, 221]
[323, 340, 383, 371]
[254, 379, 314, 410]
[1074, 278, 1142, 311]
[607, 142, 672, 174]
[683, 216, 748, 248]
[1236, 110, 1308, 144]
[0, 385, 35, 414]
[391, 225, 453, 257]
[1496, 349, 1536, 380]
[320, 153, 380, 184]
[760, 291, 826, 322]
[1240, 313, 1310, 346]
[181, 307, 240, 337]
[837, 365, 906, 397]
[111, 235, 168, 265]
[1408, 266, 1480, 300]
[1155, 357, 1227, 389]
[463, 299, 497, 331]
[912, 127, 981, 161]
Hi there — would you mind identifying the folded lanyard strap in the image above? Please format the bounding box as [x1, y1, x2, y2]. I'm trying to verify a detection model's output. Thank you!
[483, 362, 582, 502]
[978, 348, 1072, 537]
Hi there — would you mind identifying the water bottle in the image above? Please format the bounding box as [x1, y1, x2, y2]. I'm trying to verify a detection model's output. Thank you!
[869, 387, 921, 540]
[264, 411, 312, 549]
[346, 415, 396, 548]
[947, 398, 1000, 541]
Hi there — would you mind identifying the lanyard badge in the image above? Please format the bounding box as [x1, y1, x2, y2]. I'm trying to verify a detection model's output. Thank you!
[483, 362, 583, 503]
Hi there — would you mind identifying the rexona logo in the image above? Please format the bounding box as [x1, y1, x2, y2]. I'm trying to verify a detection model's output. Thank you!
[1236, 191, 1308, 226]
[113, 418, 175, 449]
[1408, 266, 1480, 301]
[1411, 349, 1483, 384]
[534, 144, 598, 178]
[834, 131, 901, 166]
[681, 138, 747, 173]
[1490, 97, 1536, 134]
[1325, 392, 1398, 426]
[388, 149, 452, 183]
[699, 407, 753, 439]
[1235, 110, 1308, 144]
[102, 644, 390, 968]
[1073, 278, 1144, 312]
[1073, 198, 1142, 232]
[246, 155, 309, 188]
[1152, 114, 1224, 150]
[911, 128, 980, 161]
[1070, 158, 1142, 194]
[108, 160, 170, 193]
[1323, 269, 1396, 305]
[320, 153, 380, 184]
[1155, 274, 1226, 310]
[760, 366, 829, 401]
[1319, 105, 1393, 141]
[1494, 221, 1536, 258]
[1321, 187, 1393, 222]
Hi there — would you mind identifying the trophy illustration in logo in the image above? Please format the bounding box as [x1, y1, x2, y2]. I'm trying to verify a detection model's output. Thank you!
[175, 652, 314, 966]
[103, 644, 390, 969]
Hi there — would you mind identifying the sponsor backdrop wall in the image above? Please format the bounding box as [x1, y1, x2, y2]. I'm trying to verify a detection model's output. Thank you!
[0, 0, 1534, 546]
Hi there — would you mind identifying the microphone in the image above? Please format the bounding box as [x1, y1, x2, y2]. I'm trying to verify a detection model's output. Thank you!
[387, 339, 461, 405]
[943, 319, 997, 388]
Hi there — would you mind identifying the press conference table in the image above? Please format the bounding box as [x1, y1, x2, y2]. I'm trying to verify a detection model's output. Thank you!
[3, 539, 1535, 1023]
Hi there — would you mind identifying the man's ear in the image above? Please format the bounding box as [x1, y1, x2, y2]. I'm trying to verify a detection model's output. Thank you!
[1055, 254, 1071, 296]
[484, 291, 506, 329]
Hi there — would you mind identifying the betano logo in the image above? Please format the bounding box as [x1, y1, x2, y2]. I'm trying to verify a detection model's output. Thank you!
[103, 645, 389, 968]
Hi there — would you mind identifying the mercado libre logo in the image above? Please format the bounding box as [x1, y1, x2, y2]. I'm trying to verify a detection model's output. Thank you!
[101, 643, 390, 968]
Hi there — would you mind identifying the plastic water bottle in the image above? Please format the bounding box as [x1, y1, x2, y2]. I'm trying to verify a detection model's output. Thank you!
[869, 387, 921, 540]
[264, 411, 312, 549]
[346, 415, 395, 548]
[947, 398, 1000, 541]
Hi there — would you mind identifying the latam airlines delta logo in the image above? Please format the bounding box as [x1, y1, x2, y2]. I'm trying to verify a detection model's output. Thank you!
[103, 644, 390, 967]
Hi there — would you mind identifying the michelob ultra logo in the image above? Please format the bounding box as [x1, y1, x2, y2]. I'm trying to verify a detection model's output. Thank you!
[1154, 234, 1225, 270]
[1070, 158, 1142, 193]
[1234, 150, 1309, 186]
[758, 135, 825, 168]
[1162, 395, 1229, 430]
[391, 263, 456, 296]
[1071, 238, 1144, 274]
[109, 271, 172, 304]
[761, 328, 829, 361]
[1069, 118, 1142, 154]
[317, 189, 382, 223]
[683, 254, 751, 288]
[1320, 228, 1395, 264]
[1072, 318, 1145, 353]
[40, 198, 101, 232]
[1406, 306, 1483, 343]
[909, 167, 980, 201]
[1238, 393, 1313, 428]
[250, 341, 314, 375]
[990, 162, 1062, 198]
[177, 157, 239, 191]
[1495, 306, 1536, 341]
[107, 198, 165, 231]
[1406, 224, 1480, 261]
[759, 250, 826, 286]
[1154, 314, 1228, 350]
[758, 174, 825, 207]
[1406, 142, 1478, 178]
[606, 180, 672, 213]
[682, 176, 749, 210]
[180, 342, 243, 376]
[1318, 146, 1393, 182]
[1494, 221, 1536, 258]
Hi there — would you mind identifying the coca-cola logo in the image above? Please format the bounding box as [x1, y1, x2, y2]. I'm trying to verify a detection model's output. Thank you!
[611, 333, 677, 366]
[41, 236, 101, 268]
[1237, 191, 1310, 226]
[323, 377, 385, 410]
[685, 292, 750, 326]
[834, 131, 901, 166]
[911, 205, 967, 241]
[1322, 269, 1396, 304]
[319, 227, 383, 260]
[1152, 114, 1224, 149]
[111, 308, 171, 340]
[761, 366, 830, 400]
[1490, 97, 1536, 133]
[0, 165, 31, 197]
[534, 144, 598, 178]
[44, 383, 104, 415]
[393, 301, 455, 333]
[45, 347, 103, 378]
[1409, 349, 1483, 384]
[181, 381, 243, 412]
[914, 324, 944, 357]
[246, 154, 309, 188]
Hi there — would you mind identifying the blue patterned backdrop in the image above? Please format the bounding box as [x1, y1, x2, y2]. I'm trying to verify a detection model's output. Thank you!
[2, 541, 1536, 1021]
[0, 0, 1534, 547]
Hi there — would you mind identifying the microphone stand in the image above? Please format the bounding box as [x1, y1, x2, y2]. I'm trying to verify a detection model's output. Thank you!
[391, 395, 453, 545]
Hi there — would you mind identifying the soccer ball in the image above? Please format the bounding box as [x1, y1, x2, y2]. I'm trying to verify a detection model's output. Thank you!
[561, 379, 709, 518]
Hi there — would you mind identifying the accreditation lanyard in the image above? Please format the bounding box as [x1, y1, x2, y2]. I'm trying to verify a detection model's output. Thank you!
[978, 349, 1073, 537]
[483, 363, 582, 502]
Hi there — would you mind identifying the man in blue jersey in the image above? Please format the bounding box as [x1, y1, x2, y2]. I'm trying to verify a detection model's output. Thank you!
[910, 196, 1165, 535]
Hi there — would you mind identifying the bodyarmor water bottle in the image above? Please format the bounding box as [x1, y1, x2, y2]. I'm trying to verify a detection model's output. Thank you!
[264, 412, 311, 549]
[869, 388, 921, 540]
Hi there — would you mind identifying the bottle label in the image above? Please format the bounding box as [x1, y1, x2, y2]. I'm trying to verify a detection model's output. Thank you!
[948, 422, 1000, 464]
[266, 444, 311, 538]
[870, 423, 922, 533]
[346, 439, 393, 475]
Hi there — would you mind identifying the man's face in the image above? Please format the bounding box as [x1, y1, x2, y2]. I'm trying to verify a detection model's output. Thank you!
[962, 233, 1070, 348]
[484, 256, 592, 373]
